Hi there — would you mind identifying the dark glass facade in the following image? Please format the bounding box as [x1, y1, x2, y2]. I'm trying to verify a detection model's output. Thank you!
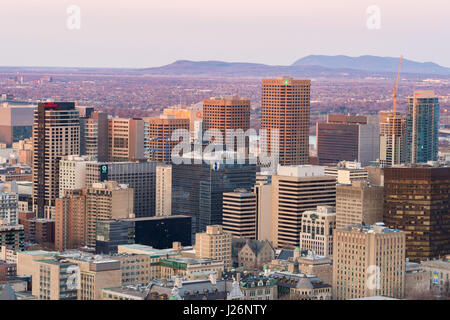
[172, 160, 257, 238]
[133, 215, 192, 249]
[383, 166, 450, 262]
[95, 219, 135, 254]
[316, 123, 359, 165]
[405, 94, 439, 163]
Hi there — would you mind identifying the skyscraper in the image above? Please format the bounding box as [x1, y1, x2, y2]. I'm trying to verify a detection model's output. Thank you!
[383, 165, 450, 262]
[85, 160, 158, 218]
[379, 110, 407, 166]
[203, 95, 250, 146]
[155, 164, 172, 216]
[108, 118, 144, 162]
[59, 155, 91, 198]
[80, 111, 109, 162]
[172, 151, 257, 237]
[32, 102, 80, 219]
[0, 102, 35, 147]
[143, 116, 189, 163]
[271, 165, 336, 249]
[55, 189, 87, 251]
[316, 114, 379, 166]
[261, 77, 310, 166]
[222, 189, 257, 239]
[405, 90, 440, 163]
[86, 181, 134, 247]
[163, 105, 203, 137]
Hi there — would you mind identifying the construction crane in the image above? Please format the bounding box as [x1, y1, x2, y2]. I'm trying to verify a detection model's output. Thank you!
[392, 55, 403, 117]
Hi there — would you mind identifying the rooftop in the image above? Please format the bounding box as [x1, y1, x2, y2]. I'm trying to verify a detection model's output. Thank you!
[277, 165, 326, 178]
[340, 223, 402, 234]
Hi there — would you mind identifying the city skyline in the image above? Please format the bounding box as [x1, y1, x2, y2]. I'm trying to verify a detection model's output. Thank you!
[0, 1, 449, 305]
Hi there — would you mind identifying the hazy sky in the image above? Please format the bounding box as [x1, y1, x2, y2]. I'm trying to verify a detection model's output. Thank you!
[1, 0, 448, 68]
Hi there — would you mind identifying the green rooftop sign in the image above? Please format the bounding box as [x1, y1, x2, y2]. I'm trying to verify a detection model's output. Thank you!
[283, 80, 289, 85]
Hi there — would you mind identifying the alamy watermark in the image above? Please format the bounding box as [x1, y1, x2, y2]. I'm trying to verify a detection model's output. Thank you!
[366, 265, 382, 290]
[66, 265, 81, 290]
[66, 5, 81, 30]
[171, 128, 280, 171]
[366, 5, 381, 30]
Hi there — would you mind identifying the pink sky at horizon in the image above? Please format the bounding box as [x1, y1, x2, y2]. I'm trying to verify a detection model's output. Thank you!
[0, 0, 448, 68]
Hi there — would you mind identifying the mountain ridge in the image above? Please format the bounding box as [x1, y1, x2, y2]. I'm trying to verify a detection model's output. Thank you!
[292, 55, 449, 75]
[140, 55, 450, 77]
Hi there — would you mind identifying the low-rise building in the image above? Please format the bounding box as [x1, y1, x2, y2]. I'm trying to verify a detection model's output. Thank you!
[269, 271, 331, 300]
[299, 206, 335, 257]
[236, 239, 275, 270]
[146, 277, 237, 300]
[102, 285, 148, 300]
[405, 260, 431, 298]
[159, 256, 224, 281]
[421, 256, 450, 297]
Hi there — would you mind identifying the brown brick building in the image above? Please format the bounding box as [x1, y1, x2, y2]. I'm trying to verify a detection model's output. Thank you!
[55, 189, 87, 251]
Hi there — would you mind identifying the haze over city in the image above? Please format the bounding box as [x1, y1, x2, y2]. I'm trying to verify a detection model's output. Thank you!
[1, 0, 449, 68]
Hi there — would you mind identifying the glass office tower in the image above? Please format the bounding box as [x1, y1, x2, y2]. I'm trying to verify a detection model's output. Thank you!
[172, 152, 257, 239]
[405, 90, 439, 163]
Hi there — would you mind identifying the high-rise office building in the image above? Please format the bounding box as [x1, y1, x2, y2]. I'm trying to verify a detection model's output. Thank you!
[261, 77, 310, 166]
[379, 110, 407, 166]
[0, 102, 35, 147]
[108, 118, 144, 162]
[332, 224, 405, 300]
[80, 111, 109, 162]
[59, 155, 91, 198]
[55, 189, 87, 251]
[194, 225, 232, 269]
[222, 189, 257, 239]
[254, 180, 273, 242]
[172, 152, 257, 237]
[316, 114, 379, 166]
[336, 181, 384, 230]
[383, 165, 450, 262]
[203, 96, 250, 146]
[86, 181, 134, 247]
[85, 160, 158, 218]
[272, 165, 336, 249]
[143, 116, 189, 163]
[299, 206, 336, 258]
[32, 102, 80, 219]
[163, 105, 203, 137]
[155, 164, 172, 216]
[405, 90, 440, 163]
